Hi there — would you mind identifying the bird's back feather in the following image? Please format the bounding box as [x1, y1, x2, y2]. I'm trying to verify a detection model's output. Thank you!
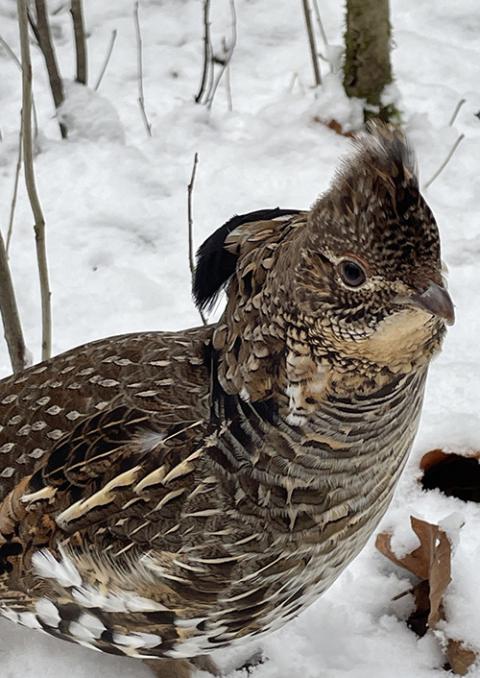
[193, 208, 301, 311]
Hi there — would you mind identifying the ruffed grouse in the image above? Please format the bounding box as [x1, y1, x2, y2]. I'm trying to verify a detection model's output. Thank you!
[0, 124, 453, 677]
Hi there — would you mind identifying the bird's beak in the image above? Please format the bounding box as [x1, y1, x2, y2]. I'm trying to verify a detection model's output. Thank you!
[410, 282, 455, 326]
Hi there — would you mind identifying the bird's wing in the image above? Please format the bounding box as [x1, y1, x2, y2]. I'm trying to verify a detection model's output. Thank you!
[0, 327, 238, 656]
[0, 327, 212, 496]
[0, 327, 219, 577]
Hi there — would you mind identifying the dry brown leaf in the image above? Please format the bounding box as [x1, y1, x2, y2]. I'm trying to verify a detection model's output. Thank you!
[420, 448, 480, 472]
[376, 516, 451, 628]
[447, 640, 478, 676]
[312, 116, 355, 137]
[420, 448, 480, 503]
[377, 515, 478, 674]
[420, 448, 452, 472]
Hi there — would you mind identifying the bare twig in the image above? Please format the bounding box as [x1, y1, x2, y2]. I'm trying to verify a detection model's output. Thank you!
[448, 98, 466, 127]
[6, 118, 23, 253]
[187, 153, 207, 326]
[204, 47, 215, 105]
[28, 0, 67, 138]
[187, 153, 198, 278]
[27, 10, 42, 44]
[0, 34, 39, 139]
[312, 0, 332, 73]
[195, 0, 212, 104]
[301, 0, 321, 87]
[424, 134, 465, 190]
[225, 51, 233, 111]
[94, 28, 117, 90]
[70, 0, 87, 85]
[134, 1, 152, 136]
[0, 33, 21, 66]
[312, 0, 329, 49]
[0, 227, 28, 374]
[18, 0, 52, 361]
[187, 153, 198, 275]
[288, 72, 298, 93]
[207, 0, 237, 110]
[0, 109, 28, 373]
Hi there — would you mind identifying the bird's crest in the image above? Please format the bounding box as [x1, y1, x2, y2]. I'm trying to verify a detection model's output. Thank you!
[349, 121, 416, 181]
[330, 121, 419, 213]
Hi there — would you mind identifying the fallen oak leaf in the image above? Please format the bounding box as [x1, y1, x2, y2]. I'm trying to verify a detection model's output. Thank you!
[377, 516, 477, 674]
[447, 640, 478, 676]
[375, 516, 451, 628]
[429, 525, 452, 627]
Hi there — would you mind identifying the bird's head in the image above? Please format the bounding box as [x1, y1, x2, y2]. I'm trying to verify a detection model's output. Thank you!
[289, 122, 453, 368]
[194, 123, 453, 404]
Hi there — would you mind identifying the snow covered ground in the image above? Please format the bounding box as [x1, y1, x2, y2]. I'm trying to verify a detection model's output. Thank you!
[0, 0, 479, 676]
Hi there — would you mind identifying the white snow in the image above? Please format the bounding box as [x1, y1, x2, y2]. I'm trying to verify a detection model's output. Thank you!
[0, 0, 479, 676]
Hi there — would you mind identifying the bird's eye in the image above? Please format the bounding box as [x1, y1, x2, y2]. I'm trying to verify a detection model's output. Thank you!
[337, 259, 367, 288]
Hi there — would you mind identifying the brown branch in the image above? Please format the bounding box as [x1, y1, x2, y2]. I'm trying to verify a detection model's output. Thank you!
[207, 0, 237, 110]
[0, 226, 28, 374]
[195, 0, 212, 103]
[0, 66, 29, 372]
[6, 117, 23, 253]
[94, 28, 117, 91]
[27, 11, 41, 45]
[29, 0, 67, 138]
[18, 0, 53, 361]
[187, 153, 207, 326]
[301, 0, 321, 87]
[134, 1, 152, 136]
[70, 0, 87, 85]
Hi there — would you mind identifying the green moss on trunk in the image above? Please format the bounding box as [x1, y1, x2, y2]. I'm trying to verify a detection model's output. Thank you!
[343, 0, 397, 122]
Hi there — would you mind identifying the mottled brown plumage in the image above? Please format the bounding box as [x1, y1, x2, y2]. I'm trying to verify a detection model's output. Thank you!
[0, 124, 453, 677]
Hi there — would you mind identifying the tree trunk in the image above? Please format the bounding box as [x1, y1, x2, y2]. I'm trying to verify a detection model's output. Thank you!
[343, 0, 395, 122]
